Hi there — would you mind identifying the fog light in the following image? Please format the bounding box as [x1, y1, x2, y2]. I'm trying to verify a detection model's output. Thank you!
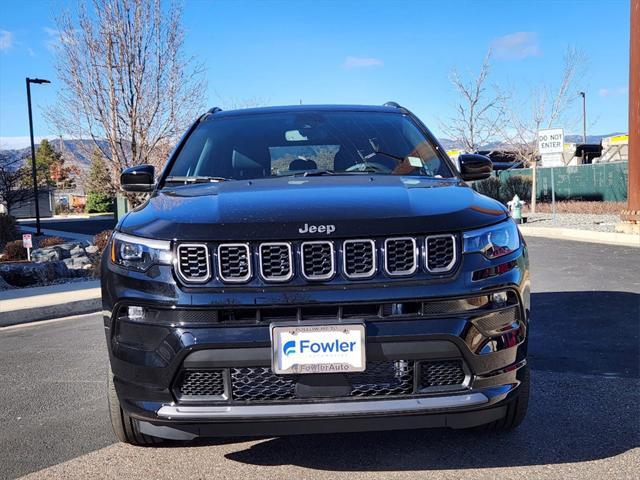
[491, 292, 508, 308]
[128, 306, 145, 321]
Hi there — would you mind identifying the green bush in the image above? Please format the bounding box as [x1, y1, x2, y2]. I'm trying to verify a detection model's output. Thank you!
[472, 176, 502, 202]
[500, 175, 532, 204]
[2, 240, 27, 261]
[0, 215, 19, 251]
[86, 193, 114, 213]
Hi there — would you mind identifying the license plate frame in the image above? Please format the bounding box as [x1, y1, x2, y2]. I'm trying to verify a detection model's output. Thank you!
[270, 323, 366, 375]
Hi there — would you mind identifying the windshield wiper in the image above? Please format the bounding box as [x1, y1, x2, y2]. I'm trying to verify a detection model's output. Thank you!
[165, 175, 229, 184]
[279, 169, 336, 177]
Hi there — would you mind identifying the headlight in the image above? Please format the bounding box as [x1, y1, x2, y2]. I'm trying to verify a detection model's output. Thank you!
[463, 220, 520, 259]
[110, 232, 173, 271]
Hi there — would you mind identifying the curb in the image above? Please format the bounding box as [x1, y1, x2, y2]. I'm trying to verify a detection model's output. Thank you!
[0, 298, 101, 327]
[520, 226, 640, 247]
[0, 281, 101, 327]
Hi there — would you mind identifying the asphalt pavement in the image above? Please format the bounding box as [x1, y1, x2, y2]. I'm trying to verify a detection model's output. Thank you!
[1, 236, 638, 479]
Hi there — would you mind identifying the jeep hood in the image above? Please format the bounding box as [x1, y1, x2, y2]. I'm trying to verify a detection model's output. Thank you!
[119, 176, 508, 241]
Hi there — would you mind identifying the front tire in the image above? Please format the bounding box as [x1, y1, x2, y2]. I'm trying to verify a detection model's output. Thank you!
[482, 364, 530, 431]
[107, 364, 162, 446]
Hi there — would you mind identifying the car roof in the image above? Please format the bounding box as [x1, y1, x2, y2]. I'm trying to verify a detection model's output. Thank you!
[210, 104, 404, 118]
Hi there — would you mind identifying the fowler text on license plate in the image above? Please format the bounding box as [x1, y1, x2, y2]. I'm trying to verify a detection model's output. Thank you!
[271, 324, 366, 375]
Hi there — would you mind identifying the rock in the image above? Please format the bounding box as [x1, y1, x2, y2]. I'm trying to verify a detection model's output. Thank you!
[0, 275, 14, 290]
[70, 245, 86, 257]
[85, 245, 99, 255]
[0, 261, 70, 287]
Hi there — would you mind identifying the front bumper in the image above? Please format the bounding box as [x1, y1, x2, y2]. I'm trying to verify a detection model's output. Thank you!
[102, 246, 530, 438]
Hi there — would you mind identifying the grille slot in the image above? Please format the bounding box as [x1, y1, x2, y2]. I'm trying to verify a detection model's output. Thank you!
[177, 370, 225, 398]
[177, 244, 211, 282]
[301, 241, 335, 280]
[259, 243, 293, 282]
[348, 361, 414, 397]
[419, 360, 467, 390]
[425, 235, 457, 272]
[231, 367, 296, 401]
[218, 243, 252, 283]
[384, 237, 417, 276]
[343, 239, 376, 279]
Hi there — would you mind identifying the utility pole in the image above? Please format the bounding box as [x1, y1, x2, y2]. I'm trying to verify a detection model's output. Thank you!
[26, 77, 51, 236]
[619, 0, 639, 232]
[579, 91, 587, 144]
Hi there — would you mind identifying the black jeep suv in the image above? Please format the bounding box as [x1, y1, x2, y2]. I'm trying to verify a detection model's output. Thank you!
[102, 103, 530, 445]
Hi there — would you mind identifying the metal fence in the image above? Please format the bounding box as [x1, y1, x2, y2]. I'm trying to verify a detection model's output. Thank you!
[497, 161, 628, 202]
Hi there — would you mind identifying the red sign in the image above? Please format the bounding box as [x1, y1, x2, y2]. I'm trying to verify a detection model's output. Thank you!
[22, 233, 33, 249]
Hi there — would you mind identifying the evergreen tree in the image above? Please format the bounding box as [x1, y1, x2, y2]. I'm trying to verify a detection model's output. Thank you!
[85, 149, 115, 213]
[21, 139, 66, 188]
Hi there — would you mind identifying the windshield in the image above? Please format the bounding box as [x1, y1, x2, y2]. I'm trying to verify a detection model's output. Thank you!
[164, 110, 454, 182]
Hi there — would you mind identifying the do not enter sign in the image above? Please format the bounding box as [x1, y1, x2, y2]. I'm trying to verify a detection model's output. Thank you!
[538, 128, 565, 155]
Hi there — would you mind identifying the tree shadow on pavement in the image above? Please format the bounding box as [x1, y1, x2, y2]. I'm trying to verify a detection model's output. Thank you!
[223, 291, 639, 471]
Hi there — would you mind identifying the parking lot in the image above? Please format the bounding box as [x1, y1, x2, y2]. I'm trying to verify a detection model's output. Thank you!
[1, 236, 638, 480]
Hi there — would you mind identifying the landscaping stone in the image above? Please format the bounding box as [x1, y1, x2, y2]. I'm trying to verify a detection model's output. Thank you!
[0, 261, 70, 287]
[0, 274, 14, 290]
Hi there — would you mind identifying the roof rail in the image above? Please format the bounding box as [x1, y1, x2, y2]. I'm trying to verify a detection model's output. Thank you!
[207, 107, 223, 114]
[383, 101, 402, 108]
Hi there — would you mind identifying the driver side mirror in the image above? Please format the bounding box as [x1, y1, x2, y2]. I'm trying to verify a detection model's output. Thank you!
[120, 164, 155, 192]
[458, 154, 493, 181]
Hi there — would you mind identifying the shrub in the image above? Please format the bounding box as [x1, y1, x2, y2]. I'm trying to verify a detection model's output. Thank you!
[91, 229, 113, 276]
[500, 175, 532, 204]
[86, 193, 114, 214]
[2, 240, 27, 262]
[0, 215, 19, 251]
[54, 202, 71, 215]
[38, 236, 65, 248]
[472, 176, 502, 202]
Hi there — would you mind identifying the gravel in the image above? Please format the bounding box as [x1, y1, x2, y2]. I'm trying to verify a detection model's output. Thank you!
[524, 213, 621, 232]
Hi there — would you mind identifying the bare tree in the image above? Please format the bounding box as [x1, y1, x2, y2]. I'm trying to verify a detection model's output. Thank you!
[47, 0, 207, 188]
[502, 46, 587, 211]
[441, 50, 508, 152]
[0, 153, 32, 214]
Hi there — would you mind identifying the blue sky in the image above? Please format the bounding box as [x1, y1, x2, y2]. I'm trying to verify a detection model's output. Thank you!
[0, 0, 631, 149]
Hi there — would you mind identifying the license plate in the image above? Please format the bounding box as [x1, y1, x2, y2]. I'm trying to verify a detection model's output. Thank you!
[271, 323, 366, 375]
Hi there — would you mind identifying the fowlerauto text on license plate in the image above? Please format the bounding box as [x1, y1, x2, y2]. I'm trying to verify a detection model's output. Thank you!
[271, 323, 366, 375]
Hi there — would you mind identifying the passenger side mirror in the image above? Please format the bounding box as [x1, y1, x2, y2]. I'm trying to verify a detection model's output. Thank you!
[458, 154, 493, 181]
[120, 164, 155, 192]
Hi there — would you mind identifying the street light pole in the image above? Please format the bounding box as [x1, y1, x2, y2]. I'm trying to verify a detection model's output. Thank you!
[579, 91, 587, 144]
[25, 77, 50, 236]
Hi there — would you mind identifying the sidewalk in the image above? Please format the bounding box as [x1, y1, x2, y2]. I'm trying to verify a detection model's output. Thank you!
[519, 224, 640, 247]
[0, 280, 101, 327]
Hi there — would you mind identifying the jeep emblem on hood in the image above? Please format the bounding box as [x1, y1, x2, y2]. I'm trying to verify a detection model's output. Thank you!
[299, 223, 336, 235]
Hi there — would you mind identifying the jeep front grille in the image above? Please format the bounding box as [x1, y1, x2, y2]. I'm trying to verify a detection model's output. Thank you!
[301, 241, 335, 280]
[176, 234, 458, 284]
[425, 235, 456, 273]
[259, 243, 293, 282]
[218, 243, 251, 282]
[384, 237, 418, 276]
[343, 239, 376, 279]
[176, 244, 210, 282]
